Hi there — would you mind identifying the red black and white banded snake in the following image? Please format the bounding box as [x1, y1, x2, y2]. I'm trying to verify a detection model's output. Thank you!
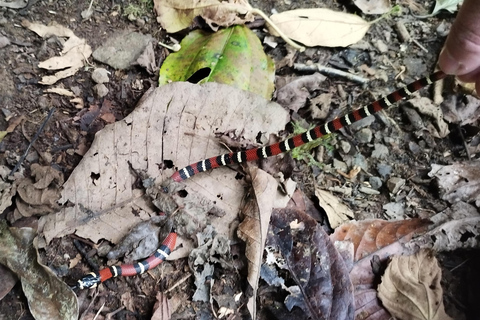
[75, 70, 446, 289]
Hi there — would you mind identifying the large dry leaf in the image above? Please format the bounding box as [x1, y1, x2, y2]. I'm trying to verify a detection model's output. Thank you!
[22, 20, 92, 85]
[237, 166, 279, 318]
[39, 83, 289, 259]
[378, 249, 452, 320]
[331, 219, 430, 320]
[269, 9, 370, 47]
[154, 0, 254, 33]
[429, 161, 480, 206]
[269, 208, 354, 319]
[0, 221, 78, 320]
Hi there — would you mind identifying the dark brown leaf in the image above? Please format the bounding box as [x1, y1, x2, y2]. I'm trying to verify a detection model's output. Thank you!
[269, 208, 354, 319]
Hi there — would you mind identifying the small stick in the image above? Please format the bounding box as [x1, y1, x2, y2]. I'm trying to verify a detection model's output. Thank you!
[294, 63, 369, 84]
[165, 273, 192, 293]
[9, 108, 55, 176]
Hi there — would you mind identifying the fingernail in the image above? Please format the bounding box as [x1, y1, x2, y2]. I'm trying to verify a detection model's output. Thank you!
[439, 47, 464, 74]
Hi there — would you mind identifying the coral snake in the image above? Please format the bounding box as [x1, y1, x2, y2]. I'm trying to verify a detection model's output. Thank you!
[75, 70, 446, 289]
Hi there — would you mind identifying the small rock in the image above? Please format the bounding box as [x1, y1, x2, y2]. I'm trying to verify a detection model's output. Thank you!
[383, 202, 405, 219]
[349, 115, 375, 131]
[408, 141, 421, 154]
[91, 68, 110, 84]
[387, 177, 405, 194]
[374, 39, 389, 53]
[371, 143, 389, 159]
[25, 151, 39, 163]
[333, 158, 348, 172]
[0, 17, 7, 25]
[369, 176, 382, 190]
[135, 18, 146, 28]
[377, 163, 392, 178]
[339, 140, 351, 154]
[93, 83, 109, 97]
[358, 186, 380, 195]
[352, 154, 368, 171]
[0, 35, 10, 49]
[355, 128, 372, 144]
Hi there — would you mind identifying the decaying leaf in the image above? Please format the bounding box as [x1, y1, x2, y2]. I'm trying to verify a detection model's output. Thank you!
[0, 220, 78, 320]
[159, 26, 274, 99]
[21, 20, 92, 85]
[330, 219, 430, 261]
[405, 97, 449, 138]
[269, 9, 370, 47]
[38, 82, 289, 261]
[0, 165, 16, 214]
[237, 166, 279, 318]
[154, 0, 254, 33]
[0, 264, 17, 300]
[331, 219, 430, 319]
[151, 292, 171, 320]
[269, 208, 354, 319]
[429, 160, 480, 206]
[378, 249, 452, 320]
[441, 95, 480, 126]
[275, 73, 327, 112]
[407, 201, 480, 251]
[13, 164, 63, 221]
[353, 0, 391, 15]
[315, 188, 354, 229]
[190, 225, 231, 302]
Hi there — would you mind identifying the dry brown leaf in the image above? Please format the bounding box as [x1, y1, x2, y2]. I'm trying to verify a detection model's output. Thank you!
[353, 0, 391, 15]
[405, 97, 449, 138]
[154, 0, 254, 33]
[429, 160, 480, 206]
[39, 83, 289, 261]
[315, 188, 354, 229]
[378, 249, 452, 320]
[407, 201, 480, 251]
[331, 219, 430, 319]
[269, 9, 370, 47]
[151, 292, 171, 320]
[237, 166, 279, 318]
[330, 219, 429, 261]
[22, 20, 92, 85]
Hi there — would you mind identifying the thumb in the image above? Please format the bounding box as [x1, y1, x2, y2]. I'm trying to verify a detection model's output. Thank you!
[438, 0, 480, 76]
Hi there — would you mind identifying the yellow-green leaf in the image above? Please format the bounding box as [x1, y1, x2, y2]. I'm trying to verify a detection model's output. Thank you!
[0, 131, 7, 142]
[269, 8, 370, 47]
[159, 26, 275, 99]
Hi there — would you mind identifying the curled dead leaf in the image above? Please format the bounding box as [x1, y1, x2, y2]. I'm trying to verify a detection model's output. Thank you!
[378, 249, 452, 320]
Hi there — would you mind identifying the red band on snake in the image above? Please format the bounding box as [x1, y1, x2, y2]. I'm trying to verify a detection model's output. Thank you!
[171, 71, 447, 182]
[75, 231, 177, 289]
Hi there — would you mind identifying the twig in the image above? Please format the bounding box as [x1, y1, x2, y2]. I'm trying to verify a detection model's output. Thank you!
[165, 273, 192, 293]
[249, 8, 305, 52]
[9, 108, 55, 176]
[294, 63, 369, 84]
[73, 238, 100, 273]
[79, 290, 100, 320]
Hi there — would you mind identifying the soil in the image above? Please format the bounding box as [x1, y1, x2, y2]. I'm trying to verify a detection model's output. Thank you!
[0, 0, 479, 320]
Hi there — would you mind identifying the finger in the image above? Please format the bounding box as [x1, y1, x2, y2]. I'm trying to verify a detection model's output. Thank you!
[438, 0, 480, 75]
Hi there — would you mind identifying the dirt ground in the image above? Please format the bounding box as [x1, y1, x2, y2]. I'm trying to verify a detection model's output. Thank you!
[0, 0, 479, 319]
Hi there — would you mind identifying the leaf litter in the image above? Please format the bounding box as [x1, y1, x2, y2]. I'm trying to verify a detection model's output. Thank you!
[38, 82, 289, 262]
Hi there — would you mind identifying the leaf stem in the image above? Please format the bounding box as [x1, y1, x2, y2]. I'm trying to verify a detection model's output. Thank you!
[249, 8, 305, 52]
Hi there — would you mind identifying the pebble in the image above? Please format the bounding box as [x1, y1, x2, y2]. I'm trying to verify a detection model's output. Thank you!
[371, 143, 389, 159]
[355, 128, 372, 144]
[377, 163, 392, 178]
[352, 154, 368, 171]
[0, 35, 10, 49]
[333, 158, 348, 172]
[387, 177, 405, 194]
[359, 186, 380, 195]
[349, 116, 375, 131]
[374, 39, 389, 53]
[339, 140, 351, 154]
[91, 68, 110, 84]
[369, 176, 382, 190]
[383, 202, 405, 219]
[93, 83, 109, 97]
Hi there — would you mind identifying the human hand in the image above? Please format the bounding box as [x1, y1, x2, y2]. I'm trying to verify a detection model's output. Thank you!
[438, 0, 480, 93]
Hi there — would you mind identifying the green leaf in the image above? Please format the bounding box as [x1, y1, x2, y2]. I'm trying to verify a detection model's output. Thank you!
[0, 131, 6, 143]
[159, 25, 274, 99]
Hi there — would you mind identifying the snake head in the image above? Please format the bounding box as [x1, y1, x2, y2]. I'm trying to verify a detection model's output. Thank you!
[76, 272, 101, 289]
